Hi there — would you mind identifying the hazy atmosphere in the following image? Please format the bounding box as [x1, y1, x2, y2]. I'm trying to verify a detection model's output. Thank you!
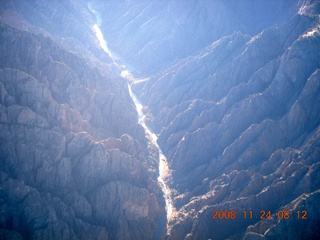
[0, 0, 320, 239]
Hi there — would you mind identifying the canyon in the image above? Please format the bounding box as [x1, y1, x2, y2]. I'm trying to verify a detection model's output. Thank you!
[1, 0, 320, 239]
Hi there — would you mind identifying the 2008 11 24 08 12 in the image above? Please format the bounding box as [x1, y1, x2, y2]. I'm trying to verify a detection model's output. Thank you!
[211, 210, 308, 220]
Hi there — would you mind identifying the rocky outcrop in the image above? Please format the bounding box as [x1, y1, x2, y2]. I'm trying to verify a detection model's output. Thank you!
[178, 125, 320, 240]
[140, 11, 319, 184]
[131, 1, 320, 239]
[0, 1, 165, 239]
[243, 190, 320, 240]
[1, 0, 319, 239]
[90, 0, 300, 76]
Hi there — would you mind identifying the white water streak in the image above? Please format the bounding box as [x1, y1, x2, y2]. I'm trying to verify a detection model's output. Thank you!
[89, 2, 113, 58]
[127, 84, 173, 218]
[93, 24, 113, 58]
[89, 6, 174, 220]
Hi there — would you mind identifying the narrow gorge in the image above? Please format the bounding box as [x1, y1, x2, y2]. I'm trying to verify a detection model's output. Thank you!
[1, 0, 320, 239]
[90, 5, 174, 230]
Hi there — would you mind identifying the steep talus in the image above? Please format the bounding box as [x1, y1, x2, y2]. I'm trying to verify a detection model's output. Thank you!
[1, 0, 319, 239]
[0, 1, 165, 239]
[0, 0, 112, 64]
[140, 12, 319, 185]
[91, 0, 299, 76]
[132, 1, 320, 239]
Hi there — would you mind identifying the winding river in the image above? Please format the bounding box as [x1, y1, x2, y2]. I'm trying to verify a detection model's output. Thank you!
[125, 82, 173, 218]
[89, 3, 173, 235]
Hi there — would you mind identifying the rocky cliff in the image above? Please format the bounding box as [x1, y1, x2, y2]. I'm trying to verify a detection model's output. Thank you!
[0, 1, 165, 239]
[133, 1, 320, 239]
[90, 0, 300, 76]
[1, 0, 320, 239]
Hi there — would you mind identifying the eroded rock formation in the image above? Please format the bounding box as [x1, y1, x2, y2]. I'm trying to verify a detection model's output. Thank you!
[132, 1, 320, 239]
[1, 0, 320, 239]
[0, 1, 165, 239]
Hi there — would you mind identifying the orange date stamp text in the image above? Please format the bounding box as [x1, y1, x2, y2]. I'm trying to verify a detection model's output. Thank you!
[211, 210, 307, 220]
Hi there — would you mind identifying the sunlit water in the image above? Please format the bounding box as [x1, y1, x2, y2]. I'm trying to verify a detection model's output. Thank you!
[88, 3, 113, 58]
[127, 84, 173, 218]
[93, 24, 113, 57]
[89, 3, 174, 226]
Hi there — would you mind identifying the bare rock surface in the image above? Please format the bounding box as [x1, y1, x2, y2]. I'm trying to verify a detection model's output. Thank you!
[1, 0, 320, 239]
[0, 1, 165, 239]
[131, 1, 320, 239]
[90, 0, 299, 76]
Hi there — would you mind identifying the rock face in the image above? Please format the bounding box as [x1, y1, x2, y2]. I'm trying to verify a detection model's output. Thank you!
[132, 1, 320, 239]
[0, 1, 165, 239]
[90, 0, 299, 76]
[1, 0, 320, 239]
[95, 0, 319, 239]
